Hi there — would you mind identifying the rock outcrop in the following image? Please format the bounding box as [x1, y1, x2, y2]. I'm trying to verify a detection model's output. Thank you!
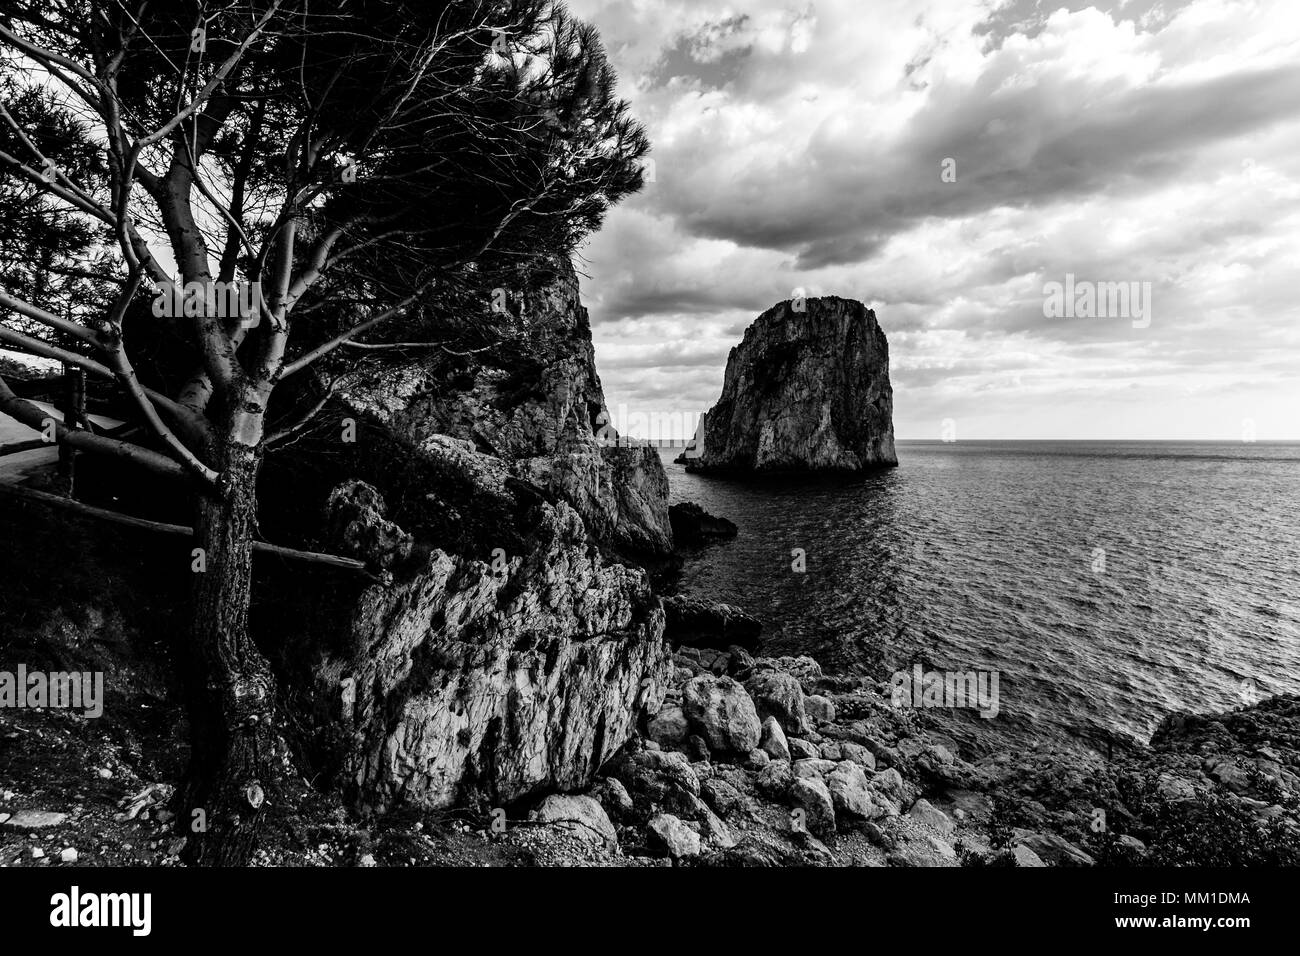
[318, 438, 670, 812]
[341, 257, 673, 559]
[687, 297, 897, 474]
[295, 259, 682, 812]
[662, 596, 761, 651]
[667, 502, 737, 546]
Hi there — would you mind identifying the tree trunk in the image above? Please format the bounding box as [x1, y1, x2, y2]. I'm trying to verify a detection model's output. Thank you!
[180, 438, 296, 865]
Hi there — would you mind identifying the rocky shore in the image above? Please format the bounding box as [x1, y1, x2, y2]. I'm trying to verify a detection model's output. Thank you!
[506, 649, 1300, 867]
[8, 610, 1295, 868]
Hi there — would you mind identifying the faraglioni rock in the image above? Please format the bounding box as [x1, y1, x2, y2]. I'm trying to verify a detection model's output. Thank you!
[687, 297, 897, 473]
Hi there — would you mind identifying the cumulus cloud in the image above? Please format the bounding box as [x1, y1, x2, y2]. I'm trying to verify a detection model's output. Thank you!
[569, 0, 1300, 439]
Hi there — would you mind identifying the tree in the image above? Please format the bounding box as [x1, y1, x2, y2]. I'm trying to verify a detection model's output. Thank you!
[0, 81, 115, 329]
[0, 0, 647, 864]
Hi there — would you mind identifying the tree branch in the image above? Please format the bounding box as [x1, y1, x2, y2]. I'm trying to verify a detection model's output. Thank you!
[280, 285, 433, 379]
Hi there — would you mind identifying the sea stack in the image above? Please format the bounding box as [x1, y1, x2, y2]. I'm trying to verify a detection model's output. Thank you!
[687, 296, 897, 474]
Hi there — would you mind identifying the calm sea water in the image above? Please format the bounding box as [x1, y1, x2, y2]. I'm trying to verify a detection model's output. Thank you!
[662, 441, 1300, 753]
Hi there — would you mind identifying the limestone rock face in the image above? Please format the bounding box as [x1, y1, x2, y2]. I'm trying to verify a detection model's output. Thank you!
[318, 438, 670, 812]
[688, 297, 897, 473]
[271, 259, 681, 817]
[525, 444, 670, 559]
[342, 257, 673, 558]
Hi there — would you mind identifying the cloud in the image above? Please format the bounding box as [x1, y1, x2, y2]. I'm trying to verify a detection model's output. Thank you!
[569, 0, 1300, 438]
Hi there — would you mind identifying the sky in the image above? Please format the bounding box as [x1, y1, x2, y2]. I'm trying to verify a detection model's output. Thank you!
[566, 0, 1300, 440]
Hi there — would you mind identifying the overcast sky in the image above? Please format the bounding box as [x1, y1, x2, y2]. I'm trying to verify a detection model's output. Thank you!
[567, 0, 1300, 440]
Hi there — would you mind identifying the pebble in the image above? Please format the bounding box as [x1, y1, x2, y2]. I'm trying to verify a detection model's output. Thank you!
[60, 847, 78, 863]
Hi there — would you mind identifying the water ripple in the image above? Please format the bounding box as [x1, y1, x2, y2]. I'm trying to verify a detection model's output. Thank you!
[664, 441, 1300, 751]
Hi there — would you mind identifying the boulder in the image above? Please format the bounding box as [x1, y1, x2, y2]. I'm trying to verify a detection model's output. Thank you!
[907, 798, 956, 838]
[647, 703, 689, 749]
[590, 778, 633, 818]
[699, 808, 736, 849]
[755, 760, 795, 800]
[648, 814, 701, 859]
[873, 793, 901, 819]
[1012, 830, 1096, 867]
[2, 810, 67, 829]
[794, 758, 837, 779]
[788, 737, 820, 760]
[608, 748, 702, 810]
[1156, 773, 1198, 804]
[759, 716, 792, 762]
[745, 670, 808, 736]
[767, 656, 825, 693]
[701, 778, 749, 818]
[686, 735, 711, 763]
[888, 834, 957, 867]
[726, 646, 756, 674]
[1006, 845, 1047, 867]
[838, 741, 877, 771]
[791, 777, 836, 839]
[534, 794, 618, 848]
[1206, 758, 1252, 795]
[805, 694, 836, 723]
[1117, 834, 1147, 855]
[826, 762, 875, 821]
[682, 675, 762, 755]
[871, 767, 906, 802]
[660, 787, 711, 822]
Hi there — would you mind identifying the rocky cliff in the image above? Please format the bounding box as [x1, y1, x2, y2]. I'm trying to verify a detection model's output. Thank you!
[315, 437, 669, 812]
[341, 258, 673, 559]
[287, 261, 678, 811]
[688, 297, 897, 474]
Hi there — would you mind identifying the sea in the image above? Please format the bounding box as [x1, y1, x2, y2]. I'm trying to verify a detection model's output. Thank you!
[660, 440, 1300, 755]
